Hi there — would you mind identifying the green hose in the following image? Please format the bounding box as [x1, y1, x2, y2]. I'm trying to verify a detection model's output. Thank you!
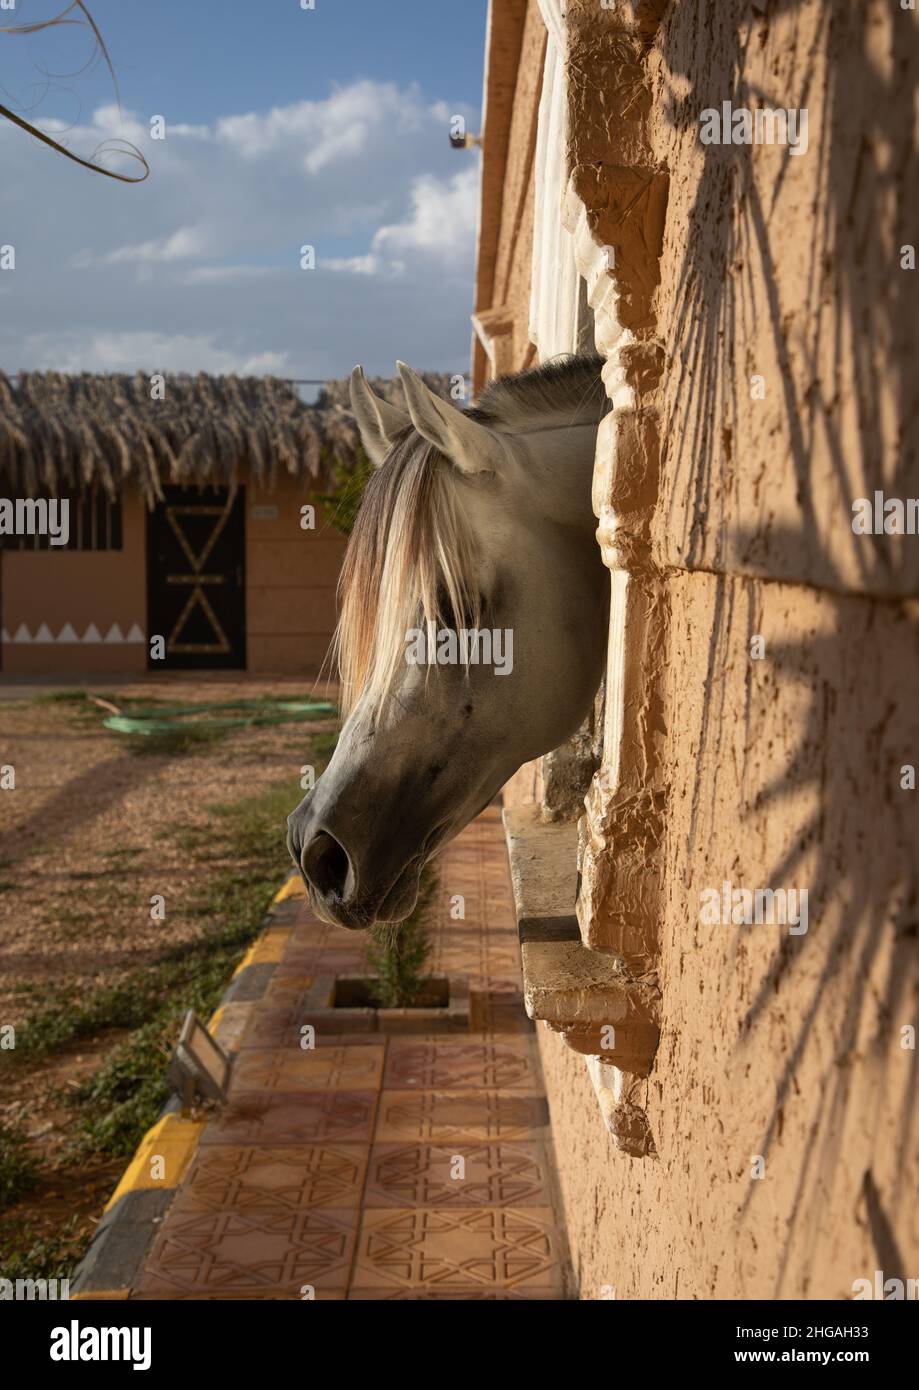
[102, 698, 337, 737]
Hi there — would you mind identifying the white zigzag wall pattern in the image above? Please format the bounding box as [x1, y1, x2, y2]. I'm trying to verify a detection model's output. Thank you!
[0, 623, 146, 644]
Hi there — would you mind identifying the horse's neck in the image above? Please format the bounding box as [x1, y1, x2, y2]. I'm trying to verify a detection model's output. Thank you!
[513, 420, 601, 531]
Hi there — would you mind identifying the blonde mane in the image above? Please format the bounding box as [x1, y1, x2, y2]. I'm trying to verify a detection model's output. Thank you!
[333, 428, 483, 716]
[334, 355, 606, 717]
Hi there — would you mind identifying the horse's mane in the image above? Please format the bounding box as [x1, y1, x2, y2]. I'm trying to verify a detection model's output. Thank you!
[468, 353, 607, 432]
[333, 354, 606, 716]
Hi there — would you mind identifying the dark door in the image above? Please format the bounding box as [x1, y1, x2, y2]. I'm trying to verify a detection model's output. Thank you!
[146, 485, 246, 669]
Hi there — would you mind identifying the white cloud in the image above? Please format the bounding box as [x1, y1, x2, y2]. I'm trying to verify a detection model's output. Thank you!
[324, 254, 384, 276]
[180, 264, 278, 285]
[215, 80, 436, 176]
[0, 78, 480, 377]
[19, 331, 291, 377]
[74, 225, 211, 268]
[326, 167, 480, 278]
[373, 165, 479, 263]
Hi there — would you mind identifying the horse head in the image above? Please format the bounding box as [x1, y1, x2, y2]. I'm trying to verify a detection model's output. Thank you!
[287, 356, 609, 929]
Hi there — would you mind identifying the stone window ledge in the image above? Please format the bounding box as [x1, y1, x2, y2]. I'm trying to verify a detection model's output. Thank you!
[503, 805, 659, 1156]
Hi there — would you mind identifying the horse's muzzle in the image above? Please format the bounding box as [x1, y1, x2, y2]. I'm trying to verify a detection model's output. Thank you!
[287, 807, 365, 930]
[287, 801, 426, 930]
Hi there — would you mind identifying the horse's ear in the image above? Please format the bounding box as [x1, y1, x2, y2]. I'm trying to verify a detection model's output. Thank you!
[349, 366, 410, 467]
[396, 361, 504, 476]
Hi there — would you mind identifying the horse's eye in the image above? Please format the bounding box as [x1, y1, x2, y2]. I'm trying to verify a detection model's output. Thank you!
[435, 586, 487, 628]
[436, 588, 458, 628]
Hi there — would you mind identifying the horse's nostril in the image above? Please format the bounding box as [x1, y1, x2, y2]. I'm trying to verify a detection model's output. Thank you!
[301, 830, 351, 901]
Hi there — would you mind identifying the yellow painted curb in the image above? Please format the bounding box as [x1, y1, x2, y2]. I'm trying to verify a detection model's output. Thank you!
[273, 874, 306, 903]
[97, 871, 294, 1222]
[246, 925, 292, 965]
[232, 925, 292, 976]
[104, 1114, 205, 1213]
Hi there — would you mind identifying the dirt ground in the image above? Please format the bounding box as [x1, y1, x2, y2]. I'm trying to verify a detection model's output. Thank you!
[0, 673, 338, 1270]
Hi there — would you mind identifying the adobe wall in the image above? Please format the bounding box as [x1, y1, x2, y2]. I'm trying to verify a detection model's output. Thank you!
[473, 0, 545, 387]
[507, 0, 918, 1298]
[538, 572, 918, 1298]
[246, 480, 347, 674]
[1, 491, 147, 674]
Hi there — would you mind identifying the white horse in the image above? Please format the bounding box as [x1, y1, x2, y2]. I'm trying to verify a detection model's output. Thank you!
[287, 355, 610, 929]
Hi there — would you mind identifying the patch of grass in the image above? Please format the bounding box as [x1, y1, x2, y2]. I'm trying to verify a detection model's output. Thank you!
[170, 825, 212, 852]
[0, 1218, 84, 1282]
[65, 776, 308, 1157]
[11, 752, 334, 1160]
[103, 843, 146, 860]
[0, 881, 17, 894]
[31, 689, 90, 705]
[309, 730, 340, 764]
[123, 725, 226, 757]
[45, 906, 95, 926]
[0, 1120, 40, 1213]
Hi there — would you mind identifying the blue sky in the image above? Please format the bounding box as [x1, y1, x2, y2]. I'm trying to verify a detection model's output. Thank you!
[0, 0, 489, 380]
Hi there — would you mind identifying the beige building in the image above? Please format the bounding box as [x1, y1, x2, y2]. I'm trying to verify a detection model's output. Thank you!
[0, 372, 366, 676]
[479, 0, 919, 1297]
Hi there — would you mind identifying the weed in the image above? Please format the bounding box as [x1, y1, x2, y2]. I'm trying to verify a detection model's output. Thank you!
[364, 869, 437, 1009]
[0, 1121, 40, 1213]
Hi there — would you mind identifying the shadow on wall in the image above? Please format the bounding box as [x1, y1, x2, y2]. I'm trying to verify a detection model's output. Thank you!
[659, 0, 917, 589]
[685, 555, 918, 1293]
[658, 0, 918, 1292]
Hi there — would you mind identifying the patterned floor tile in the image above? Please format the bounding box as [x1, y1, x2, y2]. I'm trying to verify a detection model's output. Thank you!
[173, 1144, 369, 1212]
[230, 1045, 383, 1093]
[350, 1207, 565, 1293]
[383, 1039, 540, 1092]
[129, 808, 571, 1301]
[470, 997, 534, 1034]
[200, 1091, 378, 1146]
[375, 1090, 550, 1143]
[346, 1288, 564, 1300]
[132, 1290, 345, 1301]
[364, 1142, 550, 1207]
[239, 1011, 382, 1049]
[272, 947, 367, 978]
[136, 1207, 358, 1297]
[239, 1005, 313, 1050]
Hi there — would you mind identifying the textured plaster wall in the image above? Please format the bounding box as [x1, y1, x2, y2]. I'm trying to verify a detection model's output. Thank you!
[525, 0, 918, 1298]
[540, 573, 918, 1298]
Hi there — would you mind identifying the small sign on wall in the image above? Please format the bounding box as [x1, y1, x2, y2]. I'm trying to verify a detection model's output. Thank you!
[251, 505, 279, 521]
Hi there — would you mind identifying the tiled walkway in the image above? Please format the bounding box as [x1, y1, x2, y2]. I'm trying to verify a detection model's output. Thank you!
[134, 807, 571, 1299]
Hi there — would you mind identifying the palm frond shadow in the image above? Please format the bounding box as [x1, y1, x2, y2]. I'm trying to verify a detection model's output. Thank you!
[656, 1, 919, 1292]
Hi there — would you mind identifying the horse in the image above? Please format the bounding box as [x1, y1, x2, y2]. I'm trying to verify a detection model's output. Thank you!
[287, 354, 611, 930]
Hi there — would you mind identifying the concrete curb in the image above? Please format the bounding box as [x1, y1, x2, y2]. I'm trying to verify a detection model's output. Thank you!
[70, 872, 305, 1300]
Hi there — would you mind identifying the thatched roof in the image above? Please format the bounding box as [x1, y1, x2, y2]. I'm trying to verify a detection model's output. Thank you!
[0, 369, 453, 503]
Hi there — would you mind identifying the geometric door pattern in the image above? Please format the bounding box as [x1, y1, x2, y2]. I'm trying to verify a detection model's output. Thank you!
[146, 485, 246, 669]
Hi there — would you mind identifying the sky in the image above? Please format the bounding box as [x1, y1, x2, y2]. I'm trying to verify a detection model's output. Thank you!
[0, 0, 489, 381]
